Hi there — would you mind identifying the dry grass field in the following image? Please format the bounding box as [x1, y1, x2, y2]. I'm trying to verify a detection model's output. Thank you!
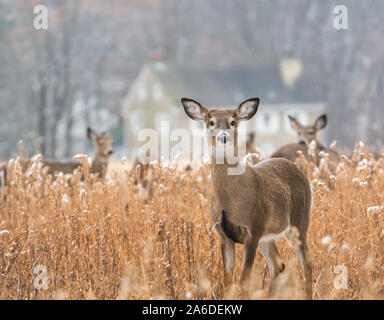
[0, 146, 383, 300]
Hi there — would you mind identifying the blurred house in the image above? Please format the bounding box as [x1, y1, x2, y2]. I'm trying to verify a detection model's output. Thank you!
[122, 61, 326, 158]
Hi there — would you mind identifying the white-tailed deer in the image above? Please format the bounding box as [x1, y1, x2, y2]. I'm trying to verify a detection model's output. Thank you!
[181, 97, 313, 299]
[245, 131, 262, 166]
[271, 114, 339, 165]
[132, 162, 153, 202]
[0, 128, 114, 184]
[86, 127, 114, 176]
[129, 149, 155, 202]
[43, 128, 114, 177]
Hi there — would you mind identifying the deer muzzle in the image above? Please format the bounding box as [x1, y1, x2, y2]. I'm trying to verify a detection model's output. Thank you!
[216, 132, 230, 144]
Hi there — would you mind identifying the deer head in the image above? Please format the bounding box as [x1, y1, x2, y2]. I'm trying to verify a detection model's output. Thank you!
[87, 128, 114, 162]
[288, 114, 327, 146]
[181, 97, 259, 167]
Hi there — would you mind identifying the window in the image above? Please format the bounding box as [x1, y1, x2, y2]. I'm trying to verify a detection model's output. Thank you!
[129, 110, 143, 134]
[155, 112, 170, 136]
[255, 110, 279, 135]
[137, 86, 147, 101]
[264, 113, 271, 126]
[259, 143, 276, 158]
[153, 84, 163, 101]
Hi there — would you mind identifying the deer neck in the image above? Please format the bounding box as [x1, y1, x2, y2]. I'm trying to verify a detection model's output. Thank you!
[312, 139, 326, 151]
[89, 152, 108, 176]
[211, 162, 237, 178]
[210, 141, 243, 184]
[92, 151, 108, 167]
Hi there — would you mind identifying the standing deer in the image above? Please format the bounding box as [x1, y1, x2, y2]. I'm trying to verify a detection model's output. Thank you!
[129, 149, 155, 202]
[181, 97, 313, 299]
[86, 127, 114, 176]
[42, 128, 114, 177]
[245, 131, 262, 166]
[271, 115, 339, 165]
[0, 128, 114, 183]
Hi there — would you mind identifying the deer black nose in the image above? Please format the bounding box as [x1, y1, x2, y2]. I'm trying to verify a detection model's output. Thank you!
[298, 140, 306, 146]
[217, 132, 230, 144]
[108, 150, 114, 155]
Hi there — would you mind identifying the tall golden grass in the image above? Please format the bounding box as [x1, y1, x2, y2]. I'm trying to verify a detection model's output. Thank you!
[0, 145, 383, 300]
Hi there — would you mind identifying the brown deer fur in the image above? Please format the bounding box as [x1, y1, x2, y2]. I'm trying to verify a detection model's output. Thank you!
[0, 128, 113, 184]
[181, 97, 313, 299]
[271, 115, 339, 166]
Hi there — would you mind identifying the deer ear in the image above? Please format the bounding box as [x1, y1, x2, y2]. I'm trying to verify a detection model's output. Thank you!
[87, 128, 97, 141]
[237, 98, 259, 121]
[181, 98, 208, 121]
[288, 115, 301, 131]
[315, 114, 327, 130]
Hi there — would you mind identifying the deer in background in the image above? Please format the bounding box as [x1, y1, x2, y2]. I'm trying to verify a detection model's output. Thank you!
[128, 147, 155, 202]
[271, 114, 339, 166]
[245, 131, 263, 166]
[181, 97, 313, 299]
[43, 128, 114, 177]
[86, 128, 114, 176]
[0, 128, 114, 184]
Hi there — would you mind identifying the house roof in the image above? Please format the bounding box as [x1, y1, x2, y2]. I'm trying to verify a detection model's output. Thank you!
[150, 63, 324, 108]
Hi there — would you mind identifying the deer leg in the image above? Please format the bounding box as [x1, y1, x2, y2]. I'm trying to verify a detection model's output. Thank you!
[295, 242, 312, 300]
[220, 237, 235, 289]
[259, 239, 285, 298]
[259, 240, 285, 279]
[240, 236, 259, 294]
[286, 230, 312, 300]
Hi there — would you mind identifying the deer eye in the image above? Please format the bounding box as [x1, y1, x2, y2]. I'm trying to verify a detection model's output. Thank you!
[209, 120, 215, 126]
[230, 120, 235, 126]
